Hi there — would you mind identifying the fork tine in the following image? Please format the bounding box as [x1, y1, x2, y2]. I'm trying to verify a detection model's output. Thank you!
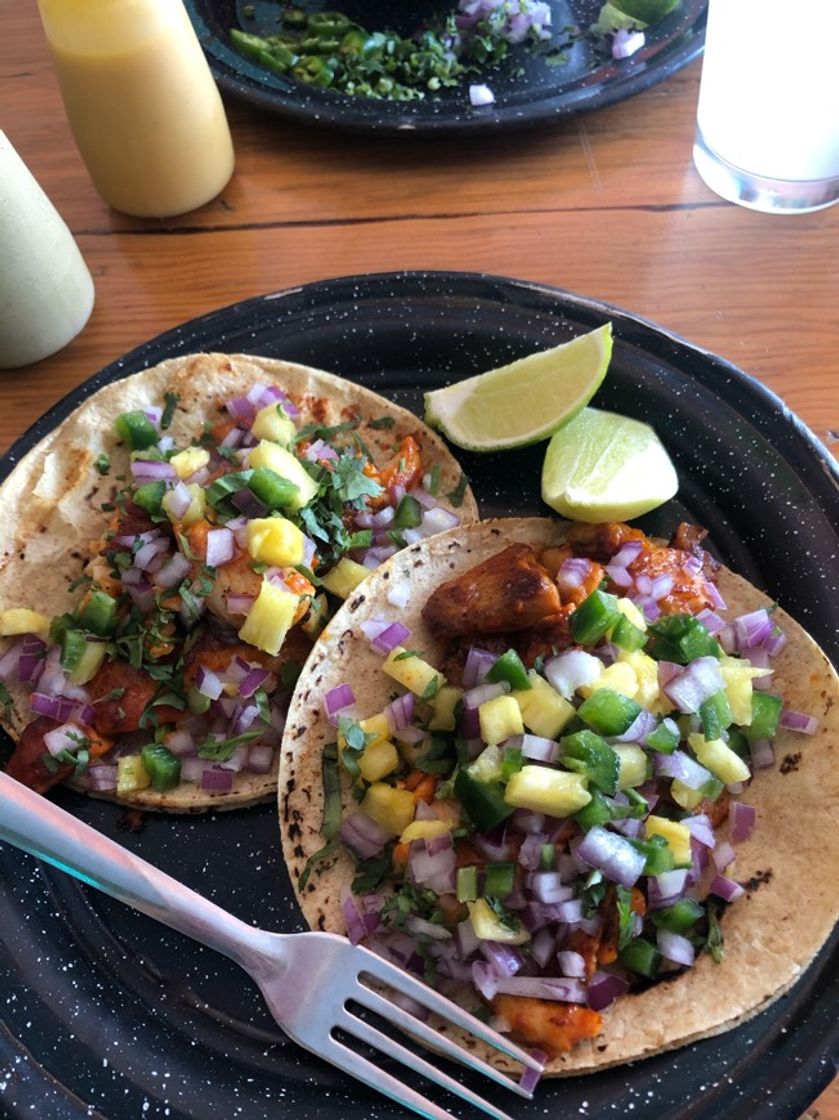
[353, 983, 533, 1100]
[326, 1035, 460, 1120]
[357, 949, 542, 1070]
[338, 1006, 517, 1120]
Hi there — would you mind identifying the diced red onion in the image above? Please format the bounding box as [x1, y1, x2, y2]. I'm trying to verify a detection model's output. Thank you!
[763, 629, 788, 657]
[480, 940, 524, 978]
[587, 971, 629, 1011]
[0, 638, 23, 684]
[134, 538, 168, 572]
[219, 745, 249, 773]
[518, 833, 547, 871]
[370, 622, 411, 655]
[456, 918, 480, 958]
[130, 459, 175, 481]
[180, 756, 205, 783]
[324, 683, 355, 721]
[386, 580, 411, 610]
[204, 528, 234, 569]
[225, 594, 254, 616]
[664, 657, 725, 713]
[651, 574, 674, 600]
[408, 488, 438, 511]
[521, 734, 559, 764]
[556, 950, 586, 979]
[654, 749, 713, 791]
[605, 564, 633, 589]
[384, 692, 415, 731]
[656, 928, 695, 967]
[713, 840, 736, 872]
[238, 666, 269, 699]
[86, 764, 118, 791]
[464, 681, 509, 708]
[165, 729, 195, 756]
[684, 813, 716, 849]
[342, 890, 382, 945]
[544, 649, 602, 699]
[469, 82, 495, 106]
[611, 541, 644, 568]
[703, 581, 727, 611]
[636, 595, 661, 622]
[30, 693, 77, 722]
[473, 827, 514, 863]
[647, 868, 689, 911]
[556, 557, 592, 594]
[339, 811, 390, 859]
[526, 928, 553, 970]
[304, 439, 338, 462]
[613, 708, 658, 744]
[18, 634, 46, 684]
[406, 915, 451, 942]
[529, 872, 573, 905]
[231, 704, 259, 737]
[472, 960, 500, 1002]
[779, 708, 819, 735]
[749, 737, 775, 770]
[409, 836, 457, 893]
[196, 665, 223, 701]
[493, 976, 587, 1003]
[154, 552, 191, 590]
[576, 825, 647, 888]
[695, 608, 726, 636]
[634, 574, 653, 596]
[462, 647, 499, 689]
[574, 914, 604, 938]
[43, 721, 86, 756]
[734, 609, 774, 651]
[709, 874, 745, 902]
[730, 801, 756, 843]
[392, 724, 426, 745]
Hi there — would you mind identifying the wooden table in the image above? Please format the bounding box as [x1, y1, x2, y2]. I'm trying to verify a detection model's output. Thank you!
[1, 3, 837, 1117]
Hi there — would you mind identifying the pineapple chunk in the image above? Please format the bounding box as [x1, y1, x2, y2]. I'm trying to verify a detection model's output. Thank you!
[163, 482, 205, 527]
[578, 661, 638, 701]
[361, 783, 415, 836]
[169, 446, 209, 480]
[469, 744, 503, 783]
[513, 672, 574, 738]
[117, 755, 150, 794]
[68, 640, 108, 685]
[400, 818, 451, 845]
[300, 593, 329, 640]
[0, 608, 50, 639]
[251, 403, 297, 447]
[479, 695, 523, 746]
[719, 656, 771, 727]
[321, 558, 369, 599]
[248, 440, 317, 510]
[247, 517, 305, 567]
[429, 685, 463, 732]
[645, 815, 692, 867]
[670, 779, 704, 811]
[619, 650, 665, 710]
[358, 739, 400, 783]
[467, 899, 529, 944]
[615, 597, 647, 631]
[688, 732, 750, 784]
[383, 646, 445, 699]
[613, 744, 647, 789]
[504, 766, 591, 816]
[238, 578, 298, 655]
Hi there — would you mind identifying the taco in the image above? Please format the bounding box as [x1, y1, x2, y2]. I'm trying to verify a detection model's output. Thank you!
[0, 352, 477, 811]
[279, 517, 839, 1075]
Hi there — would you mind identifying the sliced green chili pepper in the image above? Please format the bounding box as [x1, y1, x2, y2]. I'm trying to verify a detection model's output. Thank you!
[571, 589, 621, 645]
[577, 688, 642, 737]
[141, 743, 181, 792]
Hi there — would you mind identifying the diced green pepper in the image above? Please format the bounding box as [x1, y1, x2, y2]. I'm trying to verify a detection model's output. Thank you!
[571, 589, 621, 645]
[651, 897, 704, 934]
[454, 769, 515, 832]
[726, 727, 750, 759]
[393, 494, 423, 529]
[577, 688, 642, 736]
[487, 649, 531, 692]
[116, 410, 158, 451]
[629, 833, 675, 876]
[248, 467, 300, 510]
[140, 743, 181, 792]
[499, 745, 524, 782]
[58, 629, 87, 673]
[539, 843, 556, 870]
[457, 865, 479, 903]
[78, 591, 117, 637]
[646, 614, 721, 664]
[646, 718, 680, 754]
[484, 861, 515, 899]
[611, 614, 647, 652]
[746, 691, 783, 743]
[699, 690, 732, 741]
[573, 788, 615, 830]
[699, 776, 725, 801]
[133, 480, 167, 516]
[618, 937, 662, 979]
[187, 686, 212, 715]
[560, 730, 620, 796]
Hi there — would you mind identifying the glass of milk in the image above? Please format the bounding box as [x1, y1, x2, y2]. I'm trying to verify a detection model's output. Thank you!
[694, 0, 839, 214]
[0, 132, 95, 369]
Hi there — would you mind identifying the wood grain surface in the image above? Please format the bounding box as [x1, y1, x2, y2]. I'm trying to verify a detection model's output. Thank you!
[1, 1, 837, 1115]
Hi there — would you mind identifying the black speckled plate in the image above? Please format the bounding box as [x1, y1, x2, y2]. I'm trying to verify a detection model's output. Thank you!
[1, 272, 837, 1120]
[185, 0, 706, 135]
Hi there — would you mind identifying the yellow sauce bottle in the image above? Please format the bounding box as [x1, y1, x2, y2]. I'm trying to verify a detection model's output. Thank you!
[36, 0, 235, 218]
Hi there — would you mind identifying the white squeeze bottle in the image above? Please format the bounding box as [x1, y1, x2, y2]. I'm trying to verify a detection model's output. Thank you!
[0, 132, 95, 369]
[36, 0, 235, 219]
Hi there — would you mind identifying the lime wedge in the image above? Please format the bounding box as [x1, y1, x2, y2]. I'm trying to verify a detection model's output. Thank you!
[541, 407, 678, 523]
[423, 324, 613, 452]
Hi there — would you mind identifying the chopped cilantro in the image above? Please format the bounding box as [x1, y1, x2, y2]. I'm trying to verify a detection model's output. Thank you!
[0, 682, 13, 721]
[280, 662, 302, 691]
[394, 649, 423, 661]
[160, 392, 179, 430]
[485, 895, 519, 932]
[368, 416, 396, 430]
[298, 837, 339, 891]
[616, 885, 635, 951]
[196, 729, 263, 761]
[331, 453, 383, 504]
[420, 674, 441, 701]
[94, 453, 110, 475]
[706, 898, 724, 963]
[351, 848, 393, 893]
[295, 419, 358, 444]
[337, 715, 376, 754]
[321, 742, 342, 840]
[425, 463, 441, 496]
[67, 573, 94, 593]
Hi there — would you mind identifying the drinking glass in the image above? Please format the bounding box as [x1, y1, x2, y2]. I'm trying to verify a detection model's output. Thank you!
[693, 0, 839, 214]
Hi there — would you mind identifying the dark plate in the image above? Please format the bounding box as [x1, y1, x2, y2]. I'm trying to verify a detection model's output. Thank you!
[185, 0, 706, 135]
[1, 272, 837, 1120]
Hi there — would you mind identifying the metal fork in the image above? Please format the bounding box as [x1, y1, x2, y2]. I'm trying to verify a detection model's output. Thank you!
[0, 772, 541, 1119]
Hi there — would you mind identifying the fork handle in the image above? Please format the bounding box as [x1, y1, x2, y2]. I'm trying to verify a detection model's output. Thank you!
[0, 771, 282, 975]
